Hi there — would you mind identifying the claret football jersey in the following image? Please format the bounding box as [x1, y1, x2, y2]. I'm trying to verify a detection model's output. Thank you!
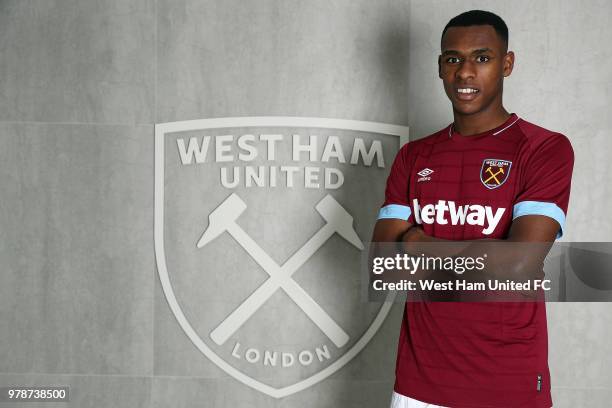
[378, 114, 574, 407]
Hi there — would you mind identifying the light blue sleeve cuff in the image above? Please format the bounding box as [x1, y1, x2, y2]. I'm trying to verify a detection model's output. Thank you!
[377, 204, 412, 221]
[512, 201, 566, 239]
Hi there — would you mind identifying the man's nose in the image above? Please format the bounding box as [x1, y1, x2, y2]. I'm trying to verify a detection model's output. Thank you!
[456, 60, 476, 80]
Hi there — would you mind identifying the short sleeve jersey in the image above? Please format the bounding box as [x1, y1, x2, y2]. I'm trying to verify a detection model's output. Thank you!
[378, 114, 574, 408]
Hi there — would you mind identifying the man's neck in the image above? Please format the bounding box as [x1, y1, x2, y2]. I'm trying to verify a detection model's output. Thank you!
[452, 106, 511, 136]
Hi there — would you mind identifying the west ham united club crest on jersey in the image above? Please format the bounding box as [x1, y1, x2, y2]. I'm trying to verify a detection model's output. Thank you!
[480, 159, 512, 189]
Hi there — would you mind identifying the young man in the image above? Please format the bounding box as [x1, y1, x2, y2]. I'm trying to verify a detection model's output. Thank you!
[374, 10, 574, 408]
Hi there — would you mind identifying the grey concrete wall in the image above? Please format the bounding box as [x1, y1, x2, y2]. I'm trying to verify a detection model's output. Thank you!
[407, 1, 612, 406]
[1, 0, 611, 407]
[0, 1, 410, 407]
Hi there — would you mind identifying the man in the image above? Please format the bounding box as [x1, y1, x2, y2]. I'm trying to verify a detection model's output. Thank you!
[374, 10, 574, 408]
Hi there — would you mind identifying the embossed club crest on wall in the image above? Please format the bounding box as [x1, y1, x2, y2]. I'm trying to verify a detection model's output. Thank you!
[154, 117, 407, 398]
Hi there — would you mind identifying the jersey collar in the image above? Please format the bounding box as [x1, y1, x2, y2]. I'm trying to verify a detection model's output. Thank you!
[448, 113, 521, 140]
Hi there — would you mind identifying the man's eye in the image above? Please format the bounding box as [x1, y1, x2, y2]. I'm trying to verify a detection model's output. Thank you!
[446, 57, 460, 64]
[476, 55, 490, 63]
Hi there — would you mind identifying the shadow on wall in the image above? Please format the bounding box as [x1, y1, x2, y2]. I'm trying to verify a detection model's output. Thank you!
[406, 17, 452, 141]
[378, 23, 411, 128]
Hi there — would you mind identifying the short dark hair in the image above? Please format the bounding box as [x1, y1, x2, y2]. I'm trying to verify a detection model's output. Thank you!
[441, 10, 509, 48]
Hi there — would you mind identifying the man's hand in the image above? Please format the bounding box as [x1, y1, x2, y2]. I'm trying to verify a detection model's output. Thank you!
[402, 226, 425, 243]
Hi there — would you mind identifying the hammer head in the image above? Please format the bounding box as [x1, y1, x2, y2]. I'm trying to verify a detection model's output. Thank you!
[315, 194, 364, 250]
[197, 193, 247, 248]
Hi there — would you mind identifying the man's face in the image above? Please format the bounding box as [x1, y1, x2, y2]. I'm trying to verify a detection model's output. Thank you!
[439, 25, 514, 116]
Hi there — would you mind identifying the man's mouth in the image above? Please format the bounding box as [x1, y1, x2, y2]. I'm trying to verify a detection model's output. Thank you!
[455, 87, 480, 101]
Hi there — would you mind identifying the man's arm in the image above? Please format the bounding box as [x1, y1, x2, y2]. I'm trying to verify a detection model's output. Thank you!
[506, 214, 561, 242]
[403, 214, 559, 245]
[372, 219, 414, 243]
[401, 215, 559, 282]
[371, 140, 415, 243]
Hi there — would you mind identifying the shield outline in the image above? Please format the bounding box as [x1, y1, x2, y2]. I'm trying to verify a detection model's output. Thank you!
[480, 158, 512, 190]
[154, 117, 409, 398]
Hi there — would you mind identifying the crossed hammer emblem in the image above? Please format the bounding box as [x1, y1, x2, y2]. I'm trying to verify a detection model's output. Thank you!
[197, 193, 364, 348]
[483, 166, 505, 185]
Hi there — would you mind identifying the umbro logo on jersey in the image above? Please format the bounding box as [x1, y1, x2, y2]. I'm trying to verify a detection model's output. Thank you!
[417, 168, 434, 182]
[417, 168, 434, 177]
[412, 199, 505, 235]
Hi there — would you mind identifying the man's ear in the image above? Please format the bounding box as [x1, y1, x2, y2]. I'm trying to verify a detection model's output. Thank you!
[503, 51, 515, 77]
[438, 55, 442, 79]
